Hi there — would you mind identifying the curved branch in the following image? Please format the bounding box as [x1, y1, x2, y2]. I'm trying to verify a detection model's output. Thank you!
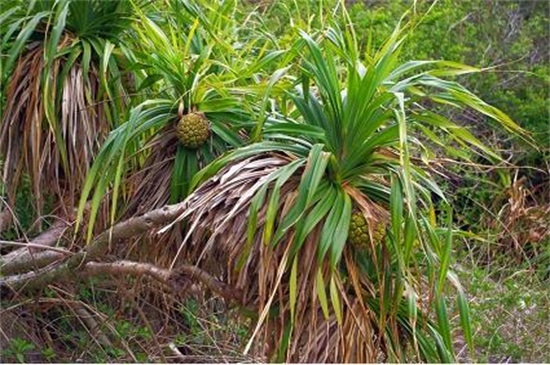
[83, 261, 243, 303]
[0, 221, 70, 275]
[0, 202, 188, 290]
[2, 259, 243, 305]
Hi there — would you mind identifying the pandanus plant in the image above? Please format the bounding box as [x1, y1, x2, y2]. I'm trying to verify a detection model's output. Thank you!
[0, 0, 136, 220]
[77, 0, 291, 263]
[162, 22, 533, 362]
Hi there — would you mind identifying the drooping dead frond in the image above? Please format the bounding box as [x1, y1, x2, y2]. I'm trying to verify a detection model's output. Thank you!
[1, 41, 111, 220]
[1, 43, 48, 215]
[160, 153, 417, 362]
[2, 0, 136, 226]
[126, 129, 180, 217]
[120, 128, 183, 268]
[60, 65, 110, 205]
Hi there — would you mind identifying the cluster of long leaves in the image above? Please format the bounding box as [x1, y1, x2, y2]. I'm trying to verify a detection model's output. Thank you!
[161, 15, 533, 363]
[75, 0, 295, 254]
[0, 0, 136, 217]
[2, 0, 530, 362]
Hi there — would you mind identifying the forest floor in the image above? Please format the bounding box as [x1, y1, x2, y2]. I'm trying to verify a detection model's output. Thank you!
[1, 252, 549, 363]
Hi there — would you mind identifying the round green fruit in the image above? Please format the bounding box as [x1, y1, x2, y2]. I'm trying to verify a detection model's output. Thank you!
[348, 212, 386, 249]
[176, 112, 210, 149]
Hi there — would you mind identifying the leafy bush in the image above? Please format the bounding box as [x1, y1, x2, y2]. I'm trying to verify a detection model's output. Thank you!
[347, 0, 549, 145]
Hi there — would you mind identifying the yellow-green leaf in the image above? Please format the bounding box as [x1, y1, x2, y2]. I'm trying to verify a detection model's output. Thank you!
[316, 268, 329, 320]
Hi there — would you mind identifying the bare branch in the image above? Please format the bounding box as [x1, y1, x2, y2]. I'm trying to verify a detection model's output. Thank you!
[0, 221, 70, 275]
[82, 261, 171, 283]
[0, 202, 190, 291]
[72, 305, 113, 347]
[0, 241, 73, 255]
[83, 261, 243, 302]
[2, 259, 243, 305]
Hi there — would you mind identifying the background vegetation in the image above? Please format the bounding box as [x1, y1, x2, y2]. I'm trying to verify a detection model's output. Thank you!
[1, 0, 548, 363]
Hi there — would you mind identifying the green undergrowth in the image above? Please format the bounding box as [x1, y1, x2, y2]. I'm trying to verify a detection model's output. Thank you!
[454, 261, 550, 363]
[2, 258, 547, 363]
[0, 279, 251, 363]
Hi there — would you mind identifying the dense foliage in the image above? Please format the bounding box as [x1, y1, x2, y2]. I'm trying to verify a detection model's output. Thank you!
[1, 0, 547, 363]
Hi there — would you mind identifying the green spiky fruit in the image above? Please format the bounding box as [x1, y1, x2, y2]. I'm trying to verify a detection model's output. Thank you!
[176, 112, 210, 149]
[348, 212, 386, 249]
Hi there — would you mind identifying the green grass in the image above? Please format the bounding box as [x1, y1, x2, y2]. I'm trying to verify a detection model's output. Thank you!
[453, 260, 550, 363]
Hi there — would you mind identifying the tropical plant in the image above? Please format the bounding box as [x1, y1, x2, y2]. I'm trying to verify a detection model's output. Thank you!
[0, 0, 136, 220]
[1, 0, 543, 363]
[76, 0, 292, 262]
[160, 15, 534, 361]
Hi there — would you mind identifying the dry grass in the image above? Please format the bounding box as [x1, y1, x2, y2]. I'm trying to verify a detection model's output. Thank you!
[0, 276, 256, 363]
